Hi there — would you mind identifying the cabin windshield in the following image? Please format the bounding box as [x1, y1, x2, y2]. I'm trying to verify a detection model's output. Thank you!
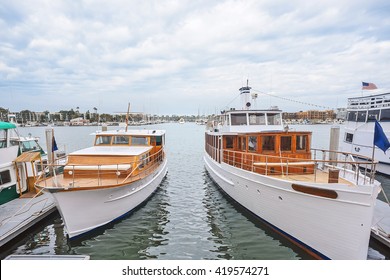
[95, 135, 112, 145]
[113, 135, 130, 145]
[19, 140, 41, 153]
[131, 136, 148, 145]
[248, 113, 266, 125]
[267, 113, 281, 125]
[231, 113, 247, 125]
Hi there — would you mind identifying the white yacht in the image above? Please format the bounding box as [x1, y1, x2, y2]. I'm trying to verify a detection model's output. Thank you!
[204, 84, 382, 259]
[35, 126, 168, 239]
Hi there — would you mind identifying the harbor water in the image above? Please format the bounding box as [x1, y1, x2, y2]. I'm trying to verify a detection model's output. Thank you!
[1, 123, 389, 260]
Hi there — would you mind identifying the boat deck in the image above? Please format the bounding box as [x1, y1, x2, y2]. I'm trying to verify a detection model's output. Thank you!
[270, 170, 354, 186]
[0, 193, 56, 248]
[39, 175, 129, 189]
[371, 199, 390, 249]
[4, 254, 90, 260]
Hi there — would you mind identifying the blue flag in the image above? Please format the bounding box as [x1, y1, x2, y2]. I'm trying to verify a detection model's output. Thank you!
[374, 120, 390, 153]
[52, 135, 58, 152]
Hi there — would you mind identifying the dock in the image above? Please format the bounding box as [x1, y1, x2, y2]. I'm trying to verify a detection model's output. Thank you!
[4, 254, 89, 260]
[371, 199, 390, 248]
[0, 193, 56, 247]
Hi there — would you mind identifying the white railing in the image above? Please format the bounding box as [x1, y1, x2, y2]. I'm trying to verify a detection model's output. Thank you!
[35, 149, 165, 189]
[206, 144, 377, 184]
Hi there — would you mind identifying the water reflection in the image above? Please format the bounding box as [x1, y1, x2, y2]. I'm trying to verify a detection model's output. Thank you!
[203, 170, 312, 260]
[71, 177, 171, 259]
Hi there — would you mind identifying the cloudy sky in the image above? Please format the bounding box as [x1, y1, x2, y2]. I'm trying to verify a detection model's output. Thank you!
[1, 0, 389, 115]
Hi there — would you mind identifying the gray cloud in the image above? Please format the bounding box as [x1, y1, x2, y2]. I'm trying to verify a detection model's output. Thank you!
[1, 0, 389, 115]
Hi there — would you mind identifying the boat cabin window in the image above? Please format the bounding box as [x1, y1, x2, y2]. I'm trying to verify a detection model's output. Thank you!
[281, 136, 292, 151]
[0, 170, 11, 185]
[357, 111, 367, 122]
[238, 136, 246, 151]
[347, 111, 357, 122]
[262, 136, 275, 151]
[380, 109, 390, 122]
[367, 110, 380, 122]
[249, 113, 266, 125]
[345, 133, 353, 143]
[248, 136, 257, 151]
[95, 135, 112, 145]
[150, 136, 163, 146]
[267, 113, 281, 125]
[155, 136, 162, 146]
[231, 113, 247, 125]
[296, 135, 307, 151]
[19, 140, 40, 152]
[132, 136, 148, 145]
[225, 136, 234, 149]
[113, 135, 130, 145]
[138, 152, 150, 169]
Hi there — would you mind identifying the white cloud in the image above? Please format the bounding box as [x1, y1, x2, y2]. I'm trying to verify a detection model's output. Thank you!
[0, 0, 389, 114]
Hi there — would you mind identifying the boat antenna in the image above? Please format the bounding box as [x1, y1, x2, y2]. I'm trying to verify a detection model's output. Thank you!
[125, 103, 130, 132]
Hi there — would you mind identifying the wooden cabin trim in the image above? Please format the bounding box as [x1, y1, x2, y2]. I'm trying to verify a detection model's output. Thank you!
[253, 161, 315, 167]
[292, 183, 338, 199]
[220, 131, 312, 156]
[94, 134, 153, 146]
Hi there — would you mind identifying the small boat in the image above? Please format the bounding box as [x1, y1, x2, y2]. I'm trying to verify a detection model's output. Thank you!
[341, 90, 390, 175]
[0, 121, 56, 247]
[204, 83, 382, 259]
[35, 122, 168, 239]
[0, 121, 47, 205]
[178, 118, 185, 124]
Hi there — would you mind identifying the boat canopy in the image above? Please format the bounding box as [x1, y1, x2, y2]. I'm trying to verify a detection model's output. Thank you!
[0, 122, 16, 130]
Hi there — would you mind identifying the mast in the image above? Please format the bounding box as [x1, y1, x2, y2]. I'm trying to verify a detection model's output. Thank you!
[125, 103, 130, 132]
[239, 79, 252, 110]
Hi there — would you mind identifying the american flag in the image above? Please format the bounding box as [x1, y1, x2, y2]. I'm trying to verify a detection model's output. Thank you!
[362, 82, 377, 90]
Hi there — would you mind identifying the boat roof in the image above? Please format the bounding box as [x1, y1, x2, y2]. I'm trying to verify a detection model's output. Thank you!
[224, 108, 282, 114]
[348, 91, 390, 101]
[93, 129, 165, 136]
[69, 146, 153, 156]
[0, 122, 16, 130]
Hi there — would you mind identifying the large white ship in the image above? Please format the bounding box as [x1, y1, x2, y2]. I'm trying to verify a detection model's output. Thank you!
[341, 91, 390, 175]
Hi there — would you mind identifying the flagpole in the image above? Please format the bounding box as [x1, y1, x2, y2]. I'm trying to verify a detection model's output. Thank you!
[371, 141, 375, 179]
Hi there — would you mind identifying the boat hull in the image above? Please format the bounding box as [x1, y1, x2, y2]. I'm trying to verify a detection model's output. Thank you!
[48, 158, 168, 239]
[204, 153, 378, 260]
